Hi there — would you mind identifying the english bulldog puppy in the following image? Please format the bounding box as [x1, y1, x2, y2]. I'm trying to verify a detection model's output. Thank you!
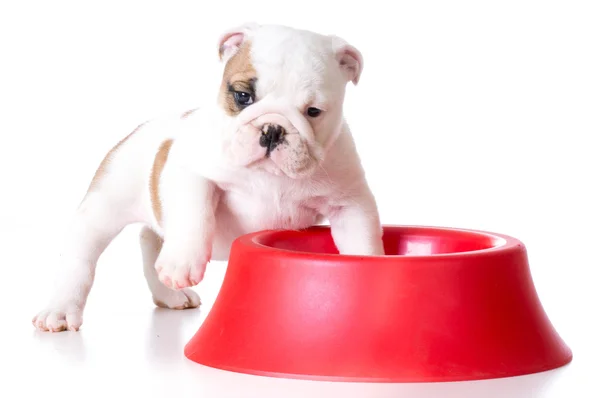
[32, 23, 385, 332]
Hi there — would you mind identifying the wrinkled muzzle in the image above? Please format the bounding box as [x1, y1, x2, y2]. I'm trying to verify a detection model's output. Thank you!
[226, 100, 323, 178]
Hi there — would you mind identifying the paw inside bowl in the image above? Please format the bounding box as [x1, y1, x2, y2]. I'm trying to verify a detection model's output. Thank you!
[255, 225, 507, 256]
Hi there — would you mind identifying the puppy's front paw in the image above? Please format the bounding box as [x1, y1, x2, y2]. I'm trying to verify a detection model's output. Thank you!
[155, 248, 209, 290]
[32, 304, 83, 332]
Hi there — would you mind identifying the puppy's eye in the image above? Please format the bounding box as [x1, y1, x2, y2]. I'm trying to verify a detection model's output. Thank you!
[234, 91, 254, 107]
[307, 107, 322, 118]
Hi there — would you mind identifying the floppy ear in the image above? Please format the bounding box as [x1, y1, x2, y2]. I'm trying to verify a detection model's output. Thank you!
[331, 35, 364, 85]
[217, 22, 260, 62]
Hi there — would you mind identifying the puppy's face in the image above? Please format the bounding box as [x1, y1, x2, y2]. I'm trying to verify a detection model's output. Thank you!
[216, 24, 363, 179]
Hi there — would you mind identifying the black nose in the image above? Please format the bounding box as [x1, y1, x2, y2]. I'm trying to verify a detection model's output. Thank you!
[259, 124, 285, 156]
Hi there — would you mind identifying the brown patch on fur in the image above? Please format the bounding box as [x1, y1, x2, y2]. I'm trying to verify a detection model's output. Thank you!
[218, 45, 227, 61]
[86, 122, 147, 194]
[150, 139, 174, 226]
[181, 108, 198, 119]
[218, 41, 257, 116]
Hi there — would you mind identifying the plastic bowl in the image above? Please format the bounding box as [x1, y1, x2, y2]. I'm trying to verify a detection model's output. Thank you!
[184, 225, 572, 382]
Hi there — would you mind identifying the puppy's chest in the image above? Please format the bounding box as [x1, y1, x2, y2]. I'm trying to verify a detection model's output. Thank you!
[218, 182, 326, 230]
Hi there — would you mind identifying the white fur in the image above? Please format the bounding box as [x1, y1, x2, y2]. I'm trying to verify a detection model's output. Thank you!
[32, 23, 384, 332]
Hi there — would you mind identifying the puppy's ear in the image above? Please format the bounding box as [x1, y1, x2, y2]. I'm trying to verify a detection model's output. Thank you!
[331, 35, 364, 85]
[218, 22, 259, 62]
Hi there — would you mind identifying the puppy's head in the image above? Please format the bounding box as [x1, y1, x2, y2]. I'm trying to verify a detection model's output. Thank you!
[216, 23, 363, 179]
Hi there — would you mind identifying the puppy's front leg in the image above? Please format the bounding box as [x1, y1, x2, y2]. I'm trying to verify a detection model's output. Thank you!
[327, 187, 385, 256]
[154, 160, 218, 290]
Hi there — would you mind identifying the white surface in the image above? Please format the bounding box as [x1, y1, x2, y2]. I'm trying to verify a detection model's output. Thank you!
[2, 221, 597, 398]
[2, 1, 599, 397]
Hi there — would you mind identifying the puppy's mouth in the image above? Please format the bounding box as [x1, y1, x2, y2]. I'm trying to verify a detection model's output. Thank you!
[224, 98, 324, 178]
[227, 114, 320, 179]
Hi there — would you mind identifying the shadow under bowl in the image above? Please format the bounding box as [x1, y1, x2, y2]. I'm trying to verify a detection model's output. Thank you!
[184, 225, 573, 382]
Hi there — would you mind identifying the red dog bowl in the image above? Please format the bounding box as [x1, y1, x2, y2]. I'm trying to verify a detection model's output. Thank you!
[184, 225, 572, 382]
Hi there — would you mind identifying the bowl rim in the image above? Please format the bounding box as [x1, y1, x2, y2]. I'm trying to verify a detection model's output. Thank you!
[235, 224, 525, 261]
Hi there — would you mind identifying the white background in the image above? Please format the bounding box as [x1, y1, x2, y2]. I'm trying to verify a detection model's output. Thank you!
[1, 1, 598, 397]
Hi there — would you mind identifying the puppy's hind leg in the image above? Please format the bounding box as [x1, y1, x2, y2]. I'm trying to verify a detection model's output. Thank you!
[139, 226, 200, 310]
[32, 192, 128, 332]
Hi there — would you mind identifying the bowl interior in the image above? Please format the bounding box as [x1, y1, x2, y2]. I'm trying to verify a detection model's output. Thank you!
[255, 226, 505, 256]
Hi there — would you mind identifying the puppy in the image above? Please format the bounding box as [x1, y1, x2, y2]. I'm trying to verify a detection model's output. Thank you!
[32, 23, 385, 332]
